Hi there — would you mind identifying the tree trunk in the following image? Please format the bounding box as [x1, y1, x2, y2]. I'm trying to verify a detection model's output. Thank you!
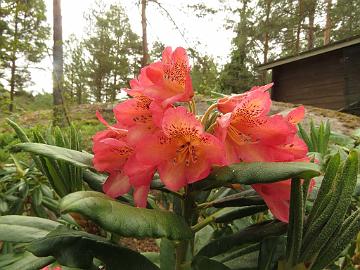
[262, 0, 271, 83]
[323, 0, 332, 45]
[76, 85, 82, 105]
[9, 3, 19, 112]
[307, 0, 316, 49]
[53, 0, 69, 126]
[141, 0, 149, 67]
[111, 74, 117, 102]
[295, 0, 303, 54]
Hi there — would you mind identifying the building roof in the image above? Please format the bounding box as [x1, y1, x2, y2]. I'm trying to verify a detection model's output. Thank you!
[258, 35, 360, 71]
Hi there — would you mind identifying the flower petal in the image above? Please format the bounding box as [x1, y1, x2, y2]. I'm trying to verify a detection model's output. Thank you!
[133, 185, 150, 208]
[135, 131, 175, 166]
[286, 106, 305, 125]
[162, 107, 203, 138]
[158, 160, 187, 191]
[103, 172, 131, 198]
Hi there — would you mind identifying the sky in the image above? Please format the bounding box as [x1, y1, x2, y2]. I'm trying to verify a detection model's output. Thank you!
[30, 0, 237, 94]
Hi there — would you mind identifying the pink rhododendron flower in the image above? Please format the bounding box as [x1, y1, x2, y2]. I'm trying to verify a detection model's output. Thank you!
[128, 47, 194, 107]
[113, 94, 165, 144]
[92, 113, 156, 207]
[92, 45, 311, 223]
[137, 106, 225, 191]
[214, 84, 309, 222]
[217, 83, 273, 114]
[41, 266, 61, 270]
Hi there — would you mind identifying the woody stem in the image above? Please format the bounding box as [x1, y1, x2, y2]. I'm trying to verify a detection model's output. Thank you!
[175, 186, 195, 270]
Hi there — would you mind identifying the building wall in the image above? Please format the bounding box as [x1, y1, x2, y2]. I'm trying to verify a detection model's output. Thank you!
[271, 48, 355, 110]
[343, 45, 360, 113]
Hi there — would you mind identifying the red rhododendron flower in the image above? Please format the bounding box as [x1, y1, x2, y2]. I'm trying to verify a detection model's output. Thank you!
[215, 84, 309, 222]
[217, 83, 273, 114]
[92, 112, 156, 207]
[128, 47, 194, 107]
[91, 45, 311, 223]
[113, 94, 166, 144]
[136, 106, 225, 191]
[41, 266, 61, 270]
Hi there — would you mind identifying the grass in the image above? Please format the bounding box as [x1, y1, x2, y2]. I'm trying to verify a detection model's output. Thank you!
[0, 102, 116, 164]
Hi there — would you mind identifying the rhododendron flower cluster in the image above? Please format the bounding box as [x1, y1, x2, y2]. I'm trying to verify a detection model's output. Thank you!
[92, 46, 309, 222]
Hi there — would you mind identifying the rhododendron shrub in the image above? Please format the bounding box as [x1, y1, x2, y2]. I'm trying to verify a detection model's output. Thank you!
[93, 46, 309, 222]
[5, 45, 360, 270]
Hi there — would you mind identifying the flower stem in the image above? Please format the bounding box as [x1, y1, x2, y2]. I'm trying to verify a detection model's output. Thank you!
[201, 103, 217, 126]
[175, 186, 195, 270]
[206, 122, 217, 133]
[191, 216, 215, 232]
[190, 98, 197, 115]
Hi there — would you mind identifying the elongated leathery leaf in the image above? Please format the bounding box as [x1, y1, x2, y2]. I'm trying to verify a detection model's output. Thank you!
[193, 162, 320, 190]
[12, 143, 94, 168]
[310, 120, 318, 152]
[0, 215, 60, 243]
[60, 191, 192, 240]
[200, 192, 264, 209]
[286, 179, 303, 266]
[27, 226, 159, 270]
[300, 151, 358, 262]
[311, 209, 360, 270]
[160, 238, 175, 270]
[258, 236, 286, 270]
[0, 251, 54, 270]
[196, 221, 287, 258]
[214, 205, 268, 223]
[192, 256, 231, 270]
[6, 119, 44, 172]
[217, 243, 260, 263]
[302, 160, 344, 250]
[298, 123, 313, 152]
[83, 170, 106, 192]
[305, 153, 340, 228]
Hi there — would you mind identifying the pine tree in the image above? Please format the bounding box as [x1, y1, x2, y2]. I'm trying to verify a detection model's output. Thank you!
[72, 3, 141, 102]
[1, 0, 49, 112]
[332, 0, 360, 41]
[64, 36, 89, 104]
[219, 0, 256, 94]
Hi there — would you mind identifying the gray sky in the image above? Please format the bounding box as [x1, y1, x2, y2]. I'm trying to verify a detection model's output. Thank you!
[31, 0, 237, 94]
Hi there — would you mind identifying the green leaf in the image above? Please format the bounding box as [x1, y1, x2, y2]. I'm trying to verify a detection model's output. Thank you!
[214, 205, 268, 223]
[192, 256, 231, 270]
[0, 215, 60, 243]
[160, 238, 175, 270]
[222, 250, 259, 270]
[6, 119, 45, 173]
[300, 151, 358, 262]
[194, 225, 215, 254]
[60, 191, 192, 240]
[310, 120, 319, 152]
[311, 209, 360, 270]
[216, 243, 260, 263]
[197, 221, 287, 258]
[27, 226, 159, 270]
[12, 143, 93, 168]
[142, 252, 160, 268]
[0, 251, 54, 270]
[298, 123, 313, 152]
[286, 179, 303, 266]
[258, 236, 286, 270]
[199, 191, 264, 209]
[32, 187, 43, 207]
[193, 162, 320, 190]
[305, 153, 341, 227]
[83, 170, 105, 192]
